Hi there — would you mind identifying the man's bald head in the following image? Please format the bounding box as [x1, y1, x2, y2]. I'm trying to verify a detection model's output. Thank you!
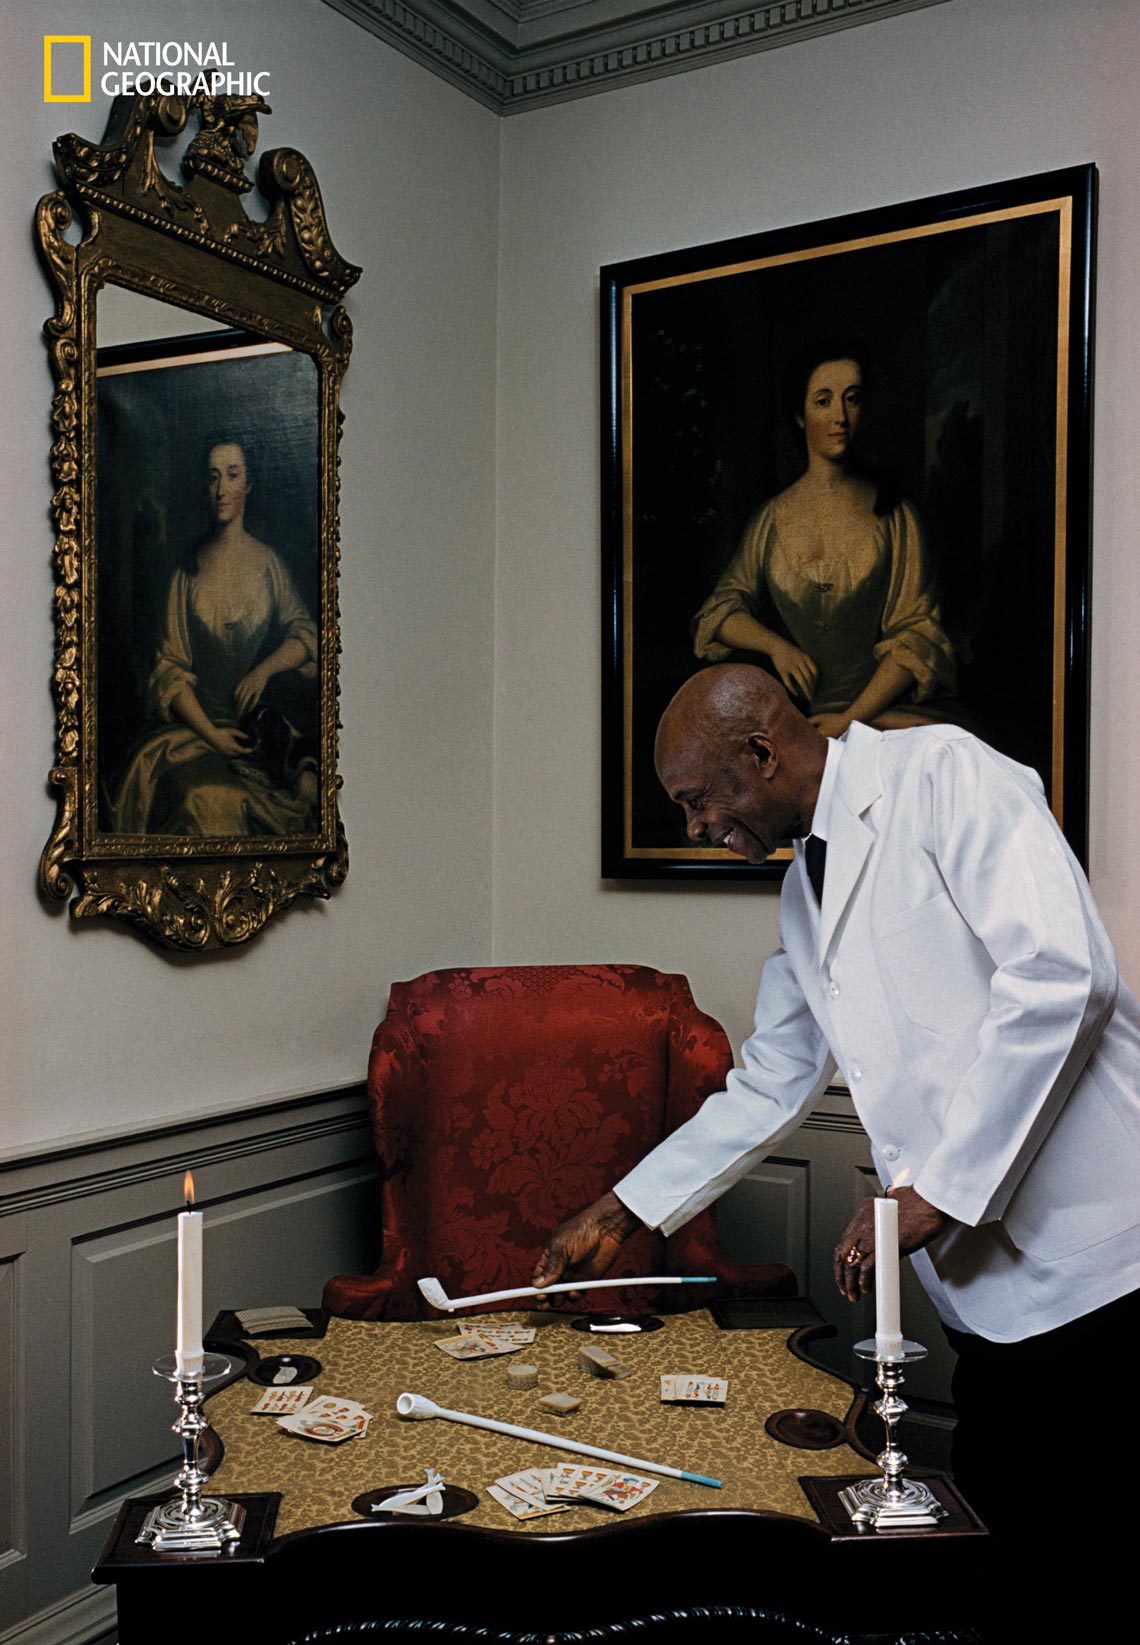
[655, 665, 802, 767]
[654, 665, 827, 864]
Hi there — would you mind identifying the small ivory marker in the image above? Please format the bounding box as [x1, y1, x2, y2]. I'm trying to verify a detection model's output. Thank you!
[506, 1363, 538, 1389]
[579, 1343, 632, 1380]
[537, 1391, 581, 1415]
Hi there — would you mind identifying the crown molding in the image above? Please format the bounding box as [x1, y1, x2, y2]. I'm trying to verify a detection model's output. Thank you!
[322, 0, 953, 114]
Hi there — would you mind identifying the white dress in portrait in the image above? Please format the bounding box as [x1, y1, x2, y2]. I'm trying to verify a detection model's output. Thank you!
[111, 545, 318, 837]
[692, 498, 956, 718]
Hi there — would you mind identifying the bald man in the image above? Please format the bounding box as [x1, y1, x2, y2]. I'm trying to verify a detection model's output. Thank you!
[534, 665, 1140, 1552]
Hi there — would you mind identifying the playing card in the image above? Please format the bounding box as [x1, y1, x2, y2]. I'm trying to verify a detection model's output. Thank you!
[660, 1375, 728, 1403]
[250, 1385, 313, 1415]
[278, 1392, 371, 1442]
[487, 1483, 569, 1520]
[303, 1394, 369, 1420]
[459, 1326, 535, 1346]
[545, 1463, 618, 1501]
[495, 1469, 548, 1504]
[577, 1471, 659, 1511]
[277, 1412, 362, 1444]
[435, 1333, 522, 1359]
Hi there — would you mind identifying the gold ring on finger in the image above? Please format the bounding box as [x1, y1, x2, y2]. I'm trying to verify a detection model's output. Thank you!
[843, 1246, 864, 1267]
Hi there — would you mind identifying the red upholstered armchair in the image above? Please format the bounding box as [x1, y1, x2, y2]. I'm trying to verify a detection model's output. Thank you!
[323, 964, 796, 1319]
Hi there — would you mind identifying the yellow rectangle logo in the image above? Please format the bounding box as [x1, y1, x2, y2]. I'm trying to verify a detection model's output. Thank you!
[44, 36, 91, 102]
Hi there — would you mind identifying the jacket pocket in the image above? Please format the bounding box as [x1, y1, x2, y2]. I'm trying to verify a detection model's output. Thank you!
[1002, 1070, 1140, 1259]
[875, 891, 992, 1034]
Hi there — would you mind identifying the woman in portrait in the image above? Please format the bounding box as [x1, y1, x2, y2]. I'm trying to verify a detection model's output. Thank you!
[692, 342, 955, 736]
[110, 436, 319, 836]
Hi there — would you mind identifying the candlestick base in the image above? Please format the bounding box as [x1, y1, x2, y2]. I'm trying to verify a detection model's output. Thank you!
[845, 1338, 947, 1532]
[837, 1474, 947, 1529]
[136, 1494, 246, 1554]
[137, 1353, 242, 1556]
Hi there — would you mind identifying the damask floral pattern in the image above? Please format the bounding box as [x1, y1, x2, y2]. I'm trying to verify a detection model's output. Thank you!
[324, 966, 794, 1319]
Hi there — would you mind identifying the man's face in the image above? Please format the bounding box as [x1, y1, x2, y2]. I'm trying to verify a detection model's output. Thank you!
[655, 715, 801, 865]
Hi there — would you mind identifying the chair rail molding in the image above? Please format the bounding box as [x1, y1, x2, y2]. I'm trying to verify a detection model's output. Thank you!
[322, 0, 954, 113]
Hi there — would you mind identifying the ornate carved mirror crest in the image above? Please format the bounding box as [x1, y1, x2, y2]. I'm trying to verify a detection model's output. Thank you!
[37, 93, 360, 949]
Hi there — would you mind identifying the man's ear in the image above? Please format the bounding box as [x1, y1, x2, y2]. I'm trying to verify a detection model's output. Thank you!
[745, 732, 778, 778]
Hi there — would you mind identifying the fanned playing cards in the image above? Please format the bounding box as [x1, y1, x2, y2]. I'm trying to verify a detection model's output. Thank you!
[434, 1325, 537, 1360]
[489, 1463, 658, 1519]
[276, 1393, 372, 1444]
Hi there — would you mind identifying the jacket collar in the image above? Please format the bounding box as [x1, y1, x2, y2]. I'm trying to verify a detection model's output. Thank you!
[816, 722, 883, 961]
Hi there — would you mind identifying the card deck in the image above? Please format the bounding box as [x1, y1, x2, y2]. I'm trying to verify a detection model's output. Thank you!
[235, 1305, 312, 1336]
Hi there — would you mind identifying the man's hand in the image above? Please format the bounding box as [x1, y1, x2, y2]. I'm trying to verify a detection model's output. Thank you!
[532, 1191, 643, 1296]
[833, 1186, 947, 1304]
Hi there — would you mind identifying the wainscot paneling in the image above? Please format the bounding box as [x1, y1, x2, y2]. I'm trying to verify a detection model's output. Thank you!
[0, 1238, 26, 1634]
[0, 1085, 380, 1645]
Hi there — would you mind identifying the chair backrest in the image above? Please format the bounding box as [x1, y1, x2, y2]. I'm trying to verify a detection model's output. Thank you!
[367, 964, 734, 1317]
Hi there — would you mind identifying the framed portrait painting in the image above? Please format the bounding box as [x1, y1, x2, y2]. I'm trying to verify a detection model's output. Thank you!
[601, 165, 1097, 880]
[37, 90, 360, 949]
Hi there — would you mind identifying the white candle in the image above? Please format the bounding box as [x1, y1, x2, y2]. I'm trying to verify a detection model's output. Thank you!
[874, 1193, 903, 1361]
[175, 1171, 204, 1380]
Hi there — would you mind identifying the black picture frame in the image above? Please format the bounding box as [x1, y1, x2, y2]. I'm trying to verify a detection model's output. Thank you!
[601, 165, 1097, 881]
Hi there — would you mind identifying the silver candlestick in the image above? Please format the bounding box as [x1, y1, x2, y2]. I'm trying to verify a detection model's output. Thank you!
[839, 1339, 948, 1529]
[136, 1354, 246, 1554]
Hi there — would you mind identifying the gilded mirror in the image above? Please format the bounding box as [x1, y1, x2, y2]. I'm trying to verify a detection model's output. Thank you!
[36, 92, 360, 949]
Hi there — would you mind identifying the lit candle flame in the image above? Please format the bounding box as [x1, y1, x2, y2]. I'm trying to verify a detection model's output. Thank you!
[888, 1167, 911, 1194]
[183, 1170, 196, 1208]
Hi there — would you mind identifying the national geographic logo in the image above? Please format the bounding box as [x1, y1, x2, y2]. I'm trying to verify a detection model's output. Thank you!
[43, 36, 90, 102]
[44, 37, 271, 102]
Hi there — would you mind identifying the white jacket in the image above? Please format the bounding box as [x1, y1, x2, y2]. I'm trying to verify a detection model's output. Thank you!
[616, 723, 1140, 1341]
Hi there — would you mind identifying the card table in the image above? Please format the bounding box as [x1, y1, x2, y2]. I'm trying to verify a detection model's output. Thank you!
[93, 1308, 987, 1643]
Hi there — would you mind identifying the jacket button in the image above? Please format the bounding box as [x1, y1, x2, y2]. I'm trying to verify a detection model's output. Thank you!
[883, 1144, 900, 1162]
[850, 1063, 863, 1081]
[829, 982, 840, 998]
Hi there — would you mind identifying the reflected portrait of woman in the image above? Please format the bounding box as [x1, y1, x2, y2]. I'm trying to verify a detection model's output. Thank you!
[111, 436, 320, 837]
[692, 342, 956, 736]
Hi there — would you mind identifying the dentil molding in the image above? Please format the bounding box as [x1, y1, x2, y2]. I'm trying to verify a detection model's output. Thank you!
[322, 0, 954, 114]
